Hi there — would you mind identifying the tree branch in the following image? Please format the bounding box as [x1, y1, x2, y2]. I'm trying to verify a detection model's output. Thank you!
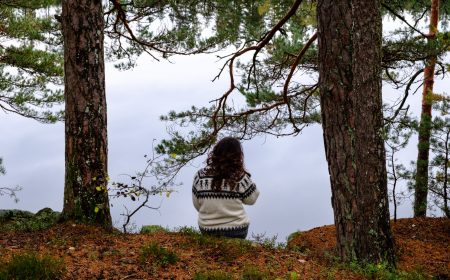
[211, 0, 305, 132]
[381, 2, 430, 38]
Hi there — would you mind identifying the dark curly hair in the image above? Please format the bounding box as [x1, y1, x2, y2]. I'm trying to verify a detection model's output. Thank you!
[205, 137, 246, 191]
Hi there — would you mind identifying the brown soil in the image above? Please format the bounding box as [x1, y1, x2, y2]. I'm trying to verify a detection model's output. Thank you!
[0, 218, 448, 279]
[288, 217, 450, 279]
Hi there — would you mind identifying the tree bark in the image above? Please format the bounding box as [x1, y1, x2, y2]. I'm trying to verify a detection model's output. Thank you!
[414, 0, 440, 217]
[61, 0, 112, 229]
[317, 0, 395, 265]
[444, 130, 449, 218]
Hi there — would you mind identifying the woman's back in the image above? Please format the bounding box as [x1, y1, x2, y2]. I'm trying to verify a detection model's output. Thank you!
[192, 137, 259, 239]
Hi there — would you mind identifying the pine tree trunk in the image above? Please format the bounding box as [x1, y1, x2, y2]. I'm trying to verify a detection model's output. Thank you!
[414, 0, 440, 217]
[443, 130, 449, 218]
[61, 0, 112, 229]
[317, 0, 395, 265]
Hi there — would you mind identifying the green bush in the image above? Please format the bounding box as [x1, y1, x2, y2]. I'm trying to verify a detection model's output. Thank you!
[0, 210, 33, 223]
[0, 208, 60, 232]
[139, 242, 178, 266]
[349, 262, 427, 280]
[0, 252, 65, 280]
[140, 225, 167, 234]
[176, 226, 201, 235]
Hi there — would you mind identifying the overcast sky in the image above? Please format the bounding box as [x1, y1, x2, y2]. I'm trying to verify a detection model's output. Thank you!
[1, 20, 448, 242]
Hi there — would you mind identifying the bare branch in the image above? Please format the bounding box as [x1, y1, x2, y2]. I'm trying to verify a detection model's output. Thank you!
[0, 186, 22, 203]
[109, 141, 179, 233]
[387, 68, 424, 123]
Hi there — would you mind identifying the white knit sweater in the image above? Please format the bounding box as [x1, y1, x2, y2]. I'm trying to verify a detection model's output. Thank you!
[192, 168, 260, 232]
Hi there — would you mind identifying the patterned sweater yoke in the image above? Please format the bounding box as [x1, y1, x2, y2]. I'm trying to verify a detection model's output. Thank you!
[192, 168, 260, 234]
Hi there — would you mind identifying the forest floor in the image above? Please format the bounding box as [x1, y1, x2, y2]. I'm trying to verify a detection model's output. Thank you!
[0, 217, 448, 279]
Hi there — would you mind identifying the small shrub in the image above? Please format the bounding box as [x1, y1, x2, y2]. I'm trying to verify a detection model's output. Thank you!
[0, 252, 65, 280]
[397, 270, 427, 280]
[287, 231, 303, 243]
[286, 231, 310, 253]
[242, 265, 269, 279]
[176, 226, 201, 235]
[176, 226, 210, 246]
[287, 271, 300, 280]
[323, 250, 340, 264]
[349, 262, 427, 280]
[212, 239, 249, 263]
[139, 242, 178, 266]
[251, 233, 283, 249]
[319, 267, 338, 280]
[86, 251, 99, 260]
[193, 270, 234, 280]
[140, 225, 167, 234]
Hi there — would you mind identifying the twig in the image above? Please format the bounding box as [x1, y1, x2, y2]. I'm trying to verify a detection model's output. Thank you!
[283, 32, 318, 131]
[388, 68, 424, 122]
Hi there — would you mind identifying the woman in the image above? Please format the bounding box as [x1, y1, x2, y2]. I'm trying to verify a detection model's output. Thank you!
[192, 137, 259, 239]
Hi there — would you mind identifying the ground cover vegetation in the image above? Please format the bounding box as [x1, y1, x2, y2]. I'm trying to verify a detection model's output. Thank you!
[0, 217, 447, 279]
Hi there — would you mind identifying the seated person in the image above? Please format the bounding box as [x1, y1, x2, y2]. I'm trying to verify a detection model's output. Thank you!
[192, 137, 259, 239]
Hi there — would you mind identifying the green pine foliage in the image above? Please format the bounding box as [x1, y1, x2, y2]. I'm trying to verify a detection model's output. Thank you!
[429, 100, 450, 217]
[0, 158, 21, 202]
[149, 1, 450, 213]
[383, 0, 450, 21]
[0, 0, 63, 123]
[105, 0, 285, 69]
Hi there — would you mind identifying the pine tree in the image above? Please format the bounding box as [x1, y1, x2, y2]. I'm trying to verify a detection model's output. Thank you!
[0, 0, 63, 123]
[414, 0, 441, 217]
[429, 100, 450, 218]
[149, 0, 398, 265]
[60, 0, 111, 228]
[317, 0, 396, 265]
[0, 0, 62, 202]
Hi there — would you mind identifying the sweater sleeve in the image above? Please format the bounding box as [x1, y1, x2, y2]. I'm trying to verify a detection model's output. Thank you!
[240, 174, 260, 205]
[192, 171, 201, 211]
